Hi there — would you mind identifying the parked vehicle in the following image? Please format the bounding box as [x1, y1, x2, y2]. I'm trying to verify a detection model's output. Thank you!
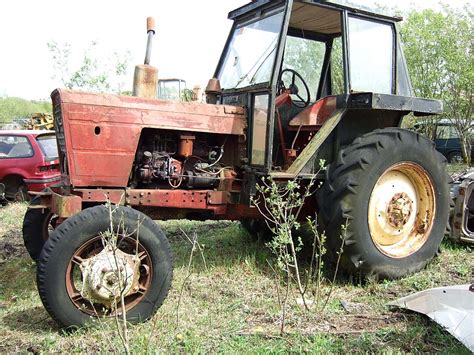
[28, 113, 54, 130]
[157, 78, 187, 101]
[0, 130, 60, 200]
[434, 122, 473, 163]
[414, 120, 474, 163]
[25, 0, 450, 328]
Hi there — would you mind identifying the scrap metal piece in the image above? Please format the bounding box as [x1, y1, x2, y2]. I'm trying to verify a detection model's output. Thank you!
[450, 169, 474, 244]
[389, 284, 474, 351]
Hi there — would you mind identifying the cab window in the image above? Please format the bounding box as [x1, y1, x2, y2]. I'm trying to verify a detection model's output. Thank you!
[348, 16, 394, 94]
[282, 36, 326, 102]
[436, 125, 459, 140]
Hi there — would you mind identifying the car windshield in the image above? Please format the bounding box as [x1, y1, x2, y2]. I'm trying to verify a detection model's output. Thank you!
[218, 11, 284, 90]
[36, 134, 58, 160]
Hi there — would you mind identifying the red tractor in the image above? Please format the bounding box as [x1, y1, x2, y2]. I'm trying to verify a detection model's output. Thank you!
[24, 0, 450, 327]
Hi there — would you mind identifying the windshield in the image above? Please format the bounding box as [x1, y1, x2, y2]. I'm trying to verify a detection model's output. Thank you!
[218, 11, 284, 90]
[36, 134, 58, 161]
[158, 80, 186, 101]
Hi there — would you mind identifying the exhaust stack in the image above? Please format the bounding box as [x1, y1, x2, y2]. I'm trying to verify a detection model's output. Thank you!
[133, 17, 158, 98]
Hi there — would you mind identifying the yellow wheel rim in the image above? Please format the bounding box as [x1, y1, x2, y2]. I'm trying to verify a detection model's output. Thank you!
[368, 162, 436, 258]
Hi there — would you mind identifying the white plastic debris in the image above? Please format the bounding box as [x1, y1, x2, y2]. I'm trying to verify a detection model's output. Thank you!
[390, 284, 474, 351]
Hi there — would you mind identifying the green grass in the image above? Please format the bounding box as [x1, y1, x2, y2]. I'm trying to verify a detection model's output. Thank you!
[0, 203, 472, 353]
[446, 163, 471, 175]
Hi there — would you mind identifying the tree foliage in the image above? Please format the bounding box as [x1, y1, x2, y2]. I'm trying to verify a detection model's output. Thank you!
[0, 97, 51, 125]
[47, 41, 131, 94]
[400, 5, 473, 164]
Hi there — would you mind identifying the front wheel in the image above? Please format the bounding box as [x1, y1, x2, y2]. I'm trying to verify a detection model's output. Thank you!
[317, 128, 450, 279]
[22, 196, 56, 261]
[37, 205, 173, 328]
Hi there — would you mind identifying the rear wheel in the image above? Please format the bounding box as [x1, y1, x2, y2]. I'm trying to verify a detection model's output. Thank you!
[317, 128, 450, 279]
[37, 205, 173, 328]
[241, 219, 272, 241]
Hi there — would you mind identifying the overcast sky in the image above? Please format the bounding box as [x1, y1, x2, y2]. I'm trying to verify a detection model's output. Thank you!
[0, 0, 469, 100]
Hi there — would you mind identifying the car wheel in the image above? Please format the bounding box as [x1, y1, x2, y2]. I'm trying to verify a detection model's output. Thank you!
[447, 151, 464, 164]
[317, 128, 450, 279]
[3, 176, 28, 202]
[37, 205, 173, 328]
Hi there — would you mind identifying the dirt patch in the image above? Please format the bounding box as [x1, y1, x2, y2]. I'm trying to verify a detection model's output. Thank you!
[0, 230, 27, 262]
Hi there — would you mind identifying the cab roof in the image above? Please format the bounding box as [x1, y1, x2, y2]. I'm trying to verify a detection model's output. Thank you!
[229, 0, 402, 23]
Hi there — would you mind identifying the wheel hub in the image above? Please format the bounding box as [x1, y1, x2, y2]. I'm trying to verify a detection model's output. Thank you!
[368, 162, 436, 258]
[80, 246, 140, 307]
[387, 192, 413, 228]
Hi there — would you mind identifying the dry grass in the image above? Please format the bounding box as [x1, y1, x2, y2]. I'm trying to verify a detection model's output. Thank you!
[0, 203, 472, 353]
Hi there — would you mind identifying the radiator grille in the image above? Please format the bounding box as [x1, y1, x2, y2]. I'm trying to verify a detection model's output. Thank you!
[52, 102, 68, 175]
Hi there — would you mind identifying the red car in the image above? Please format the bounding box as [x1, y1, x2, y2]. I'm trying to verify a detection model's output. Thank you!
[0, 130, 60, 200]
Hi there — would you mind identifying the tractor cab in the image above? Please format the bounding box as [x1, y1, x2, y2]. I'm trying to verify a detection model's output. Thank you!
[214, 0, 416, 172]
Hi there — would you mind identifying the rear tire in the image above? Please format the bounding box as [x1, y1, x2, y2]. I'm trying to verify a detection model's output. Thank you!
[37, 205, 173, 328]
[241, 219, 272, 241]
[317, 128, 450, 279]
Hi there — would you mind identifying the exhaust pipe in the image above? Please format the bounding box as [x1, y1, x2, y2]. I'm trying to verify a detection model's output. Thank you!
[133, 17, 159, 98]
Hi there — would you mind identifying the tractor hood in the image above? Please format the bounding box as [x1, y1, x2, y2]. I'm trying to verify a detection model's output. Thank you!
[51, 89, 247, 136]
[50, 89, 247, 187]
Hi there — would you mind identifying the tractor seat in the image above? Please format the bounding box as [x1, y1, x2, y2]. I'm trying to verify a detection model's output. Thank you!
[288, 96, 336, 131]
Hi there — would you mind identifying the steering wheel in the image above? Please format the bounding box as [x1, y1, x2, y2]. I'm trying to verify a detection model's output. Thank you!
[278, 69, 311, 108]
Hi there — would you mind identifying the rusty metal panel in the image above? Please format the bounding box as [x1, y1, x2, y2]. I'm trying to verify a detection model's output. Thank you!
[51, 191, 82, 218]
[54, 89, 247, 188]
[57, 89, 246, 134]
[126, 189, 209, 209]
[288, 96, 337, 129]
[76, 189, 126, 205]
[207, 191, 231, 205]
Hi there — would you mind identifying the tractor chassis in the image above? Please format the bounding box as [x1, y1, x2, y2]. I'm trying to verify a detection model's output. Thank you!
[30, 187, 262, 221]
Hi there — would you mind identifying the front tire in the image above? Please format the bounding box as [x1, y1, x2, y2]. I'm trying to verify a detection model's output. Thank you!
[22, 196, 55, 261]
[37, 205, 173, 328]
[317, 128, 450, 279]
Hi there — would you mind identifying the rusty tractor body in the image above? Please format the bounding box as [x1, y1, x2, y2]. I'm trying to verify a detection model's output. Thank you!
[25, 0, 451, 327]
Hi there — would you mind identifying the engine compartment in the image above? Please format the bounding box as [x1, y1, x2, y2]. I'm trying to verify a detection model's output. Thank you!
[131, 129, 242, 190]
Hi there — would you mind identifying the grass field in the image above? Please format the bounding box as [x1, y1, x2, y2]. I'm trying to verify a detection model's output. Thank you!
[0, 202, 472, 353]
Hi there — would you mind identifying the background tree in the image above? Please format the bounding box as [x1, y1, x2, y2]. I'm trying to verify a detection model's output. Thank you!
[400, 5, 473, 165]
[0, 97, 51, 125]
[48, 41, 131, 94]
